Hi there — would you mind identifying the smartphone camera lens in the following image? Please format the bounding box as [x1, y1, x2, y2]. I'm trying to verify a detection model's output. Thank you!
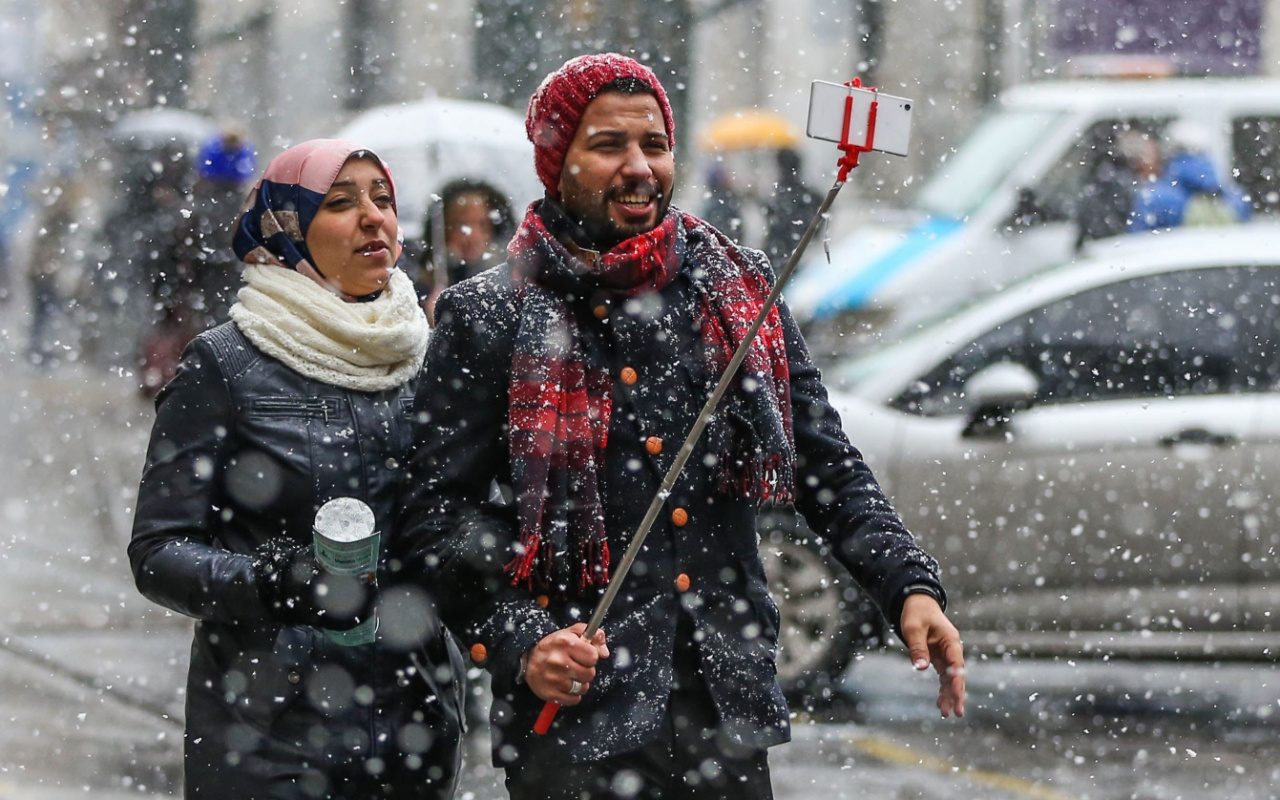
[904, 103, 912, 111]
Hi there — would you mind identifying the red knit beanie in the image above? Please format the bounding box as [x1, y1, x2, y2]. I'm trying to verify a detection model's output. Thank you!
[526, 53, 676, 199]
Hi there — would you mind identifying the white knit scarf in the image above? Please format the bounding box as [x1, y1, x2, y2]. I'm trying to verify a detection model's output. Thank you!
[229, 264, 429, 392]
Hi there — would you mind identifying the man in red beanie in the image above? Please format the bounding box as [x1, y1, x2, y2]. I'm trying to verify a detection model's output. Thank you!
[401, 52, 964, 799]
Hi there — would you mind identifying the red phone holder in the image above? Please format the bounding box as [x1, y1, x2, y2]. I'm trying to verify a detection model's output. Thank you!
[836, 77, 878, 181]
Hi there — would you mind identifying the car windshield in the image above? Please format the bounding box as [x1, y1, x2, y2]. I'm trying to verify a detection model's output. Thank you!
[828, 307, 964, 391]
[827, 281, 1018, 391]
[914, 109, 1063, 219]
[828, 346, 903, 391]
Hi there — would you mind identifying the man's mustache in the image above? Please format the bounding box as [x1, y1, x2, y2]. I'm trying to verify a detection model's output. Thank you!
[604, 182, 665, 202]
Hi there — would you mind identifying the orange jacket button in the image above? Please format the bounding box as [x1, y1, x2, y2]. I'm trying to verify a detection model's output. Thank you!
[676, 573, 691, 592]
[536, 594, 550, 608]
[593, 304, 609, 320]
[469, 643, 488, 664]
[671, 507, 689, 527]
[645, 436, 663, 455]
[620, 366, 638, 385]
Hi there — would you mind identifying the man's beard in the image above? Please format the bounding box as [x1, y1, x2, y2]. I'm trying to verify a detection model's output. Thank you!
[558, 176, 672, 252]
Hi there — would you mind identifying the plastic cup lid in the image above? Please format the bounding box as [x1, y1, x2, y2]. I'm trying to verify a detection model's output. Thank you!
[314, 497, 376, 542]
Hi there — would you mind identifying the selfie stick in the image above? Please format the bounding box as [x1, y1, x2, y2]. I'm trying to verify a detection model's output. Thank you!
[533, 81, 881, 736]
[430, 197, 449, 291]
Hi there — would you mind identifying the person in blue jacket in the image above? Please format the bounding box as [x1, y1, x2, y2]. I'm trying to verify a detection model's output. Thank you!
[1128, 123, 1252, 232]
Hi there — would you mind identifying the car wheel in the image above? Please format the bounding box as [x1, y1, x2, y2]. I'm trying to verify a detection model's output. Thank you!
[758, 511, 885, 704]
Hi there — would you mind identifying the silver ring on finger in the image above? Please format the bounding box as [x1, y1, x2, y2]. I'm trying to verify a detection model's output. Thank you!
[568, 679, 583, 696]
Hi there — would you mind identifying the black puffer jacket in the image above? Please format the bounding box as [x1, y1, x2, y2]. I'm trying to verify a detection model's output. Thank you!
[129, 322, 464, 800]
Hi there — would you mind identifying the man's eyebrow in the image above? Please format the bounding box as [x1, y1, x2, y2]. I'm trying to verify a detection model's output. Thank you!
[585, 128, 669, 142]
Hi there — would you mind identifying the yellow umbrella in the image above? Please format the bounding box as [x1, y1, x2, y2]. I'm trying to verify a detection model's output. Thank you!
[699, 110, 801, 151]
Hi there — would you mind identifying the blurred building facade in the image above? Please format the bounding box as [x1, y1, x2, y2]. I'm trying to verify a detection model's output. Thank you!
[7, 0, 1280, 201]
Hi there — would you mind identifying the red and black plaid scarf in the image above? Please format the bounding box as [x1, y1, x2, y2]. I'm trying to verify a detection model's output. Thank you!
[505, 203, 794, 594]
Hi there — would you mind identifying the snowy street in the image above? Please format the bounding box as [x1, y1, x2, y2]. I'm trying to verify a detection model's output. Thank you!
[1, 306, 1277, 800]
[3, 0, 1280, 797]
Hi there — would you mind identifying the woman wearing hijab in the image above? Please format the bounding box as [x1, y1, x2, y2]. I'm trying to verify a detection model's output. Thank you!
[128, 140, 464, 800]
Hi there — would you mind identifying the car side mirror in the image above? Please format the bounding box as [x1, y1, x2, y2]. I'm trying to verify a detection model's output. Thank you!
[1009, 187, 1045, 229]
[961, 362, 1039, 439]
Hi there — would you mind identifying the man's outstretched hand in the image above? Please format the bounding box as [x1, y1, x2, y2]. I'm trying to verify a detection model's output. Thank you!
[900, 593, 966, 718]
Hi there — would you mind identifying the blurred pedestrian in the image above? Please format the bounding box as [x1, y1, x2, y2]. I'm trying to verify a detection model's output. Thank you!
[1125, 123, 1251, 234]
[399, 53, 964, 800]
[763, 147, 819, 268]
[1147, 120, 1250, 229]
[177, 130, 258, 329]
[128, 142, 200, 395]
[1075, 130, 1146, 247]
[24, 178, 86, 367]
[129, 140, 464, 800]
[76, 141, 181, 368]
[700, 162, 744, 236]
[416, 178, 513, 321]
[0, 161, 35, 305]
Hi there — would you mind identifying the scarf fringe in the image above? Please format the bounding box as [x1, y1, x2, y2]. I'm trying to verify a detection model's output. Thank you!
[505, 530, 551, 591]
[578, 536, 611, 590]
[504, 528, 611, 594]
[716, 450, 796, 505]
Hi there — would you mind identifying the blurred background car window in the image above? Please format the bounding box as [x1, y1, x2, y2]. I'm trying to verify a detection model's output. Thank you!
[1232, 115, 1280, 215]
[891, 266, 1280, 417]
[891, 316, 1027, 416]
[914, 110, 1062, 219]
[1029, 117, 1169, 229]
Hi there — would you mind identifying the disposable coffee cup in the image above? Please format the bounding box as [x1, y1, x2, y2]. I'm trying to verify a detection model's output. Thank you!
[313, 497, 380, 646]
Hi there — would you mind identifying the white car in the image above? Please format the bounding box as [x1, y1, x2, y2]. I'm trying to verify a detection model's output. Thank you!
[769, 226, 1280, 679]
[788, 77, 1280, 336]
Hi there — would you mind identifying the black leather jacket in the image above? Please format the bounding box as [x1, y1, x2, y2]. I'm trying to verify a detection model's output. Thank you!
[129, 322, 463, 799]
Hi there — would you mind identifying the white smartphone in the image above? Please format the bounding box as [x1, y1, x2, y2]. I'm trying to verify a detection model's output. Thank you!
[806, 80, 913, 157]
